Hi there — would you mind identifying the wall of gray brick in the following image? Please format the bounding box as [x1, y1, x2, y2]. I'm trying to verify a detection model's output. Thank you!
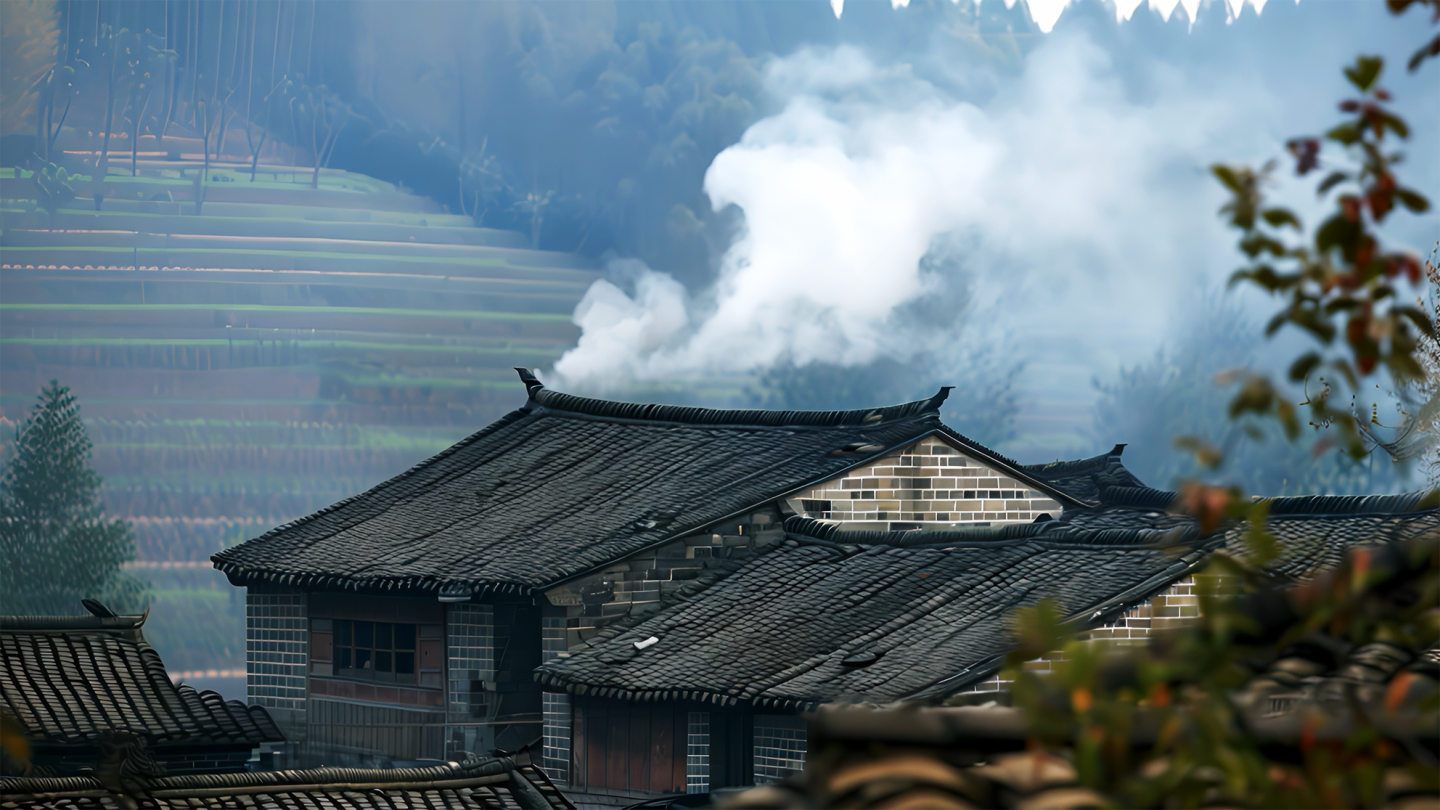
[787, 439, 1063, 530]
[245, 587, 308, 741]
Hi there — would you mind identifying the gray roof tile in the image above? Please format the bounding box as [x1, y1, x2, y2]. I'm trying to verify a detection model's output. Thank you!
[0, 614, 283, 748]
[0, 746, 571, 808]
[214, 376, 1079, 594]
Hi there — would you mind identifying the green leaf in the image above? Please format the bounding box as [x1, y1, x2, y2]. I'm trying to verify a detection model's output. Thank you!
[1288, 352, 1323, 382]
[1408, 32, 1440, 73]
[1326, 123, 1362, 146]
[1316, 171, 1349, 196]
[1395, 187, 1430, 212]
[1329, 358, 1359, 389]
[1296, 309, 1338, 343]
[1315, 214, 1356, 255]
[1387, 351, 1424, 382]
[1264, 311, 1289, 337]
[1260, 208, 1301, 230]
[1211, 164, 1247, 195]
[1378, 111, 1410, 139]
[1395, 306, 1438, 340]
[1344, 55, 1384, 92]
[1324, 297, 1361, 315]
[1239, 234, 1287, 258]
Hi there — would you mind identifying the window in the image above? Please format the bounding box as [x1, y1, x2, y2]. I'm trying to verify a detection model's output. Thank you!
[318, 618, 436, 685]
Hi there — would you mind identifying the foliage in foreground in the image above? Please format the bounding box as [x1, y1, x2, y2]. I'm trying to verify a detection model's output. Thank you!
[0, 381, 147, 616]
[1001, 533, 1439, 809]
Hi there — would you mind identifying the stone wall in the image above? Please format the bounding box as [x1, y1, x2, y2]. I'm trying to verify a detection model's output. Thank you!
[785, 439, 1064, 530]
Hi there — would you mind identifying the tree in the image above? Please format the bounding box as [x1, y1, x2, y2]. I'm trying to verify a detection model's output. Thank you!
[0, 0, 57, 139]
[1093, 295, 1393, 496]
[994, 6, 1440, 806]
[0, 381, 146, 616]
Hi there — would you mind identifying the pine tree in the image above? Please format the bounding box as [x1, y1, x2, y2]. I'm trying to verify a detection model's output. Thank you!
[0, 381, 147, 615]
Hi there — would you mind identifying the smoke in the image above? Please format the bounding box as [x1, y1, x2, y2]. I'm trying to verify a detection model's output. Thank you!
[550, 30, 1256, 393]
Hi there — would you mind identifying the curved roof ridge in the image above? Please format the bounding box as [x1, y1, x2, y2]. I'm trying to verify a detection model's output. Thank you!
[783, 515, 1048, 545]
[933, 424, 1025, 471]
[1098, 486, 1180, 509]
[524, 371, 952, 428]
[1258, 491, 1434, 516]
[0, 613, 146, 632]
[1021, 444, 1128, 476]
[147, 753, 517, 789]
[781, 515, 1195, 548]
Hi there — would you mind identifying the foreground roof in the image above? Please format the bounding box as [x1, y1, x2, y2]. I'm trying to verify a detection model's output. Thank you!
[719, 537, 1440, 810]
[0, 748, 573, 809]
[536, 515, 1211, 708]
[538, 492, 1440, 708]
[0, 613, 283, 749]
[214, 372, 1075, 595]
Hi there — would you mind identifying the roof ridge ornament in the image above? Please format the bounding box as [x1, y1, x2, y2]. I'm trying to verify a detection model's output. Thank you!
[82, 599, 117, 618]
[514, 367, 545, 397]
[924, 386, 955, 412]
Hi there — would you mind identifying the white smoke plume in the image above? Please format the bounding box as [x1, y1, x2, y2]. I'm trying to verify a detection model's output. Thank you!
[550, 32, 1259, 393]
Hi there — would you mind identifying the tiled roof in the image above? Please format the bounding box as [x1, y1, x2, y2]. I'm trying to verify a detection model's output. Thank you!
[1058, 489, 1440, 578]
[0, 613, 283, 748]
[1019, 444, 1149, 505]
[537, 494, 1440, 708]
[535, 516, 1212, 708]
[214, 372, 1078, 594]
[0, 747, 573, 809]
[717, 537, 1440, 810]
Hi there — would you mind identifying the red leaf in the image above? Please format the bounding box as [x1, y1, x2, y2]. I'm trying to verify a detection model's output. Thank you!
[1286, 138, 1321, 175]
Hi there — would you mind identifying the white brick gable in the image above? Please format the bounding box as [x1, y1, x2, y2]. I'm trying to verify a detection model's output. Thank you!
[785, 436, 1064, 530]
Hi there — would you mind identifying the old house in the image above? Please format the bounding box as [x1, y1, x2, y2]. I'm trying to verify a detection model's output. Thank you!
[211, 369, 1434, 805]
[210, 371, 1082, 787]
[537, 490, 1437, 798]
[0, 606, 285, 776]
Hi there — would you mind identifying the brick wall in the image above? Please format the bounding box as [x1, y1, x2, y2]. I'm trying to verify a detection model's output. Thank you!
[542, 610, 571, 786]
[445, 603, 495, 758]
[686, 712, 711, 794]
[543, 506, 787, 651]
[953, 577, 1202, 694]
[245, 587, 308, 740]
[786, 439, 1064, 530]
[753, 715, 806, 784]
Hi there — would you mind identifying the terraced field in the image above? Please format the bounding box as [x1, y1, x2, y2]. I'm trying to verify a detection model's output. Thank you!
[1, 133, 599, 681]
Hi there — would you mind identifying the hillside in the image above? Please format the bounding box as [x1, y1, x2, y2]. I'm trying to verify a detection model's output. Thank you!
[0, 128, 598, 687]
